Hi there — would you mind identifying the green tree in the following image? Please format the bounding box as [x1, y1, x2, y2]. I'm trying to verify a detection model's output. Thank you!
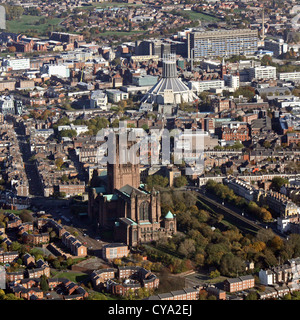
[174, 176, 188, 188]
[146, 175, 169, 190]
[55, 158, 64, 170]
[270, 177, 289, 192]
[40, 275, 49, 292]
[219, 253, 245, 277]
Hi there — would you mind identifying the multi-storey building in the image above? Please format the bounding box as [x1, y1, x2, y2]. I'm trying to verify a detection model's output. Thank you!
[102, 243, 129, 261]
[188, 79, 225, 94]
[223, 275, 255, 293]
[249, 66, 277, 81]
[224, 177, 256, 202]
[147, 287, 200, 300]
[189, 29, 258, 59]
[278, 71, 300, 82]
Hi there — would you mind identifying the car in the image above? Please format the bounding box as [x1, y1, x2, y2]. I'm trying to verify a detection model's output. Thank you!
[83, 233, 87, 237]
[83, 241, 87, 245]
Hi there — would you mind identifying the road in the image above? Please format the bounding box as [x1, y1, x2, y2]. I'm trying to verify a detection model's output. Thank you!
[14, 125, 44, 197]
[14, 123, 105, 256]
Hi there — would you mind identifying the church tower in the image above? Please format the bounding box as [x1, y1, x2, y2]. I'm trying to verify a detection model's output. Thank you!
[107, 133, 140, 193]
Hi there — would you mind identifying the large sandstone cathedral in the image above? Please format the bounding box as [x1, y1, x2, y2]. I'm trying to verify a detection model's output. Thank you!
[88, 134, 177, 247]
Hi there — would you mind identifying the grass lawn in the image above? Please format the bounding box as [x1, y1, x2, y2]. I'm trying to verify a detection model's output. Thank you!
[6, 15, 63, 34]
[0, 209, 32, 215]
[185, 10, 220, 22]
[100, 30, 142, 36]
[54, 271, 89, 283]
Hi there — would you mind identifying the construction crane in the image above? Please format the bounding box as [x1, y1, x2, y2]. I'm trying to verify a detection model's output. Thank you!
[80, 66, 85, 82]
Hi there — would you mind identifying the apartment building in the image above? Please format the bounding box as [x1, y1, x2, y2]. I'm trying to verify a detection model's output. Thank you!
[22, 232, 50, 245]
[264, 39, 288, 57]
[188, 79, 225, 94]
[189, 29, 258, 59]
[278, 71, 300, 82]
[224, 176, 256, 202]
[249, 66, 277, 81]
[0, 251, 19, 264]
[265, 191, 299, 218]
[61, 231, 87, 257]
[58, 181, 86, 197]
[223, 275, 255, 293]
[102, 243, 129, 261]
[6, 271, 24, 282]
[91, 266, 159, 295]
[147, 287, 200, 300]
[2, 58, 30, 71]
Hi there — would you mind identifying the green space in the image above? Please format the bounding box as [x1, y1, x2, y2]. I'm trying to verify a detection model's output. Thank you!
[53, 271, 89, 283]
[100, 30, 142, 36]
[6, 15, 64, 34]
[184, 10, 220, 22]
[80, 1, 143, 10]
[0, 208, 32, 215]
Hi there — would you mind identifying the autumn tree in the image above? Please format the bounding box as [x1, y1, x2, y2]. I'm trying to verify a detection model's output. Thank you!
[55, 158, 64, 170]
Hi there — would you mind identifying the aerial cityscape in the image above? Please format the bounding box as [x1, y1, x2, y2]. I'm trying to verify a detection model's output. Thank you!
[1, 0, 300, 305]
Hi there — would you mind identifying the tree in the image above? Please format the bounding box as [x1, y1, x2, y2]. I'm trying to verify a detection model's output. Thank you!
[260, 208, 272, 222]
[269, 236, 284, 251]
[263, 140, 271, 148]
[146, 175, 169, 190]
[59, 129, 77, 139]
[209, 269, 220, 279]
[270, 177, 289, 192]
[178, 239, 196, 258]
[174, 176, 188, 188]
[19, 210, 33, 223]
[40, 275, 49, 292]
[55, 158, 64, 170]
[8, 46, 16, 53]
[245, 291, 258, 300]
[220, 253, 245, 277]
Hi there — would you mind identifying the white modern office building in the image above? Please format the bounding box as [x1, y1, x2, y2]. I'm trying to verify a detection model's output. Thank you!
[2, 58, 30, 71]
[188, 79, 225, 94]
[249, 66, 276, 81]
[40, 64, 70, 78]
[0, 95, 14, 115]
[278, 72, 300, 82]
[90, 90, 108, 110]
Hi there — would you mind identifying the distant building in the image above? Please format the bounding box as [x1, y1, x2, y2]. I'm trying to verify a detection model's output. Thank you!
[249, 66, 276, 81]
[188, 79, 225, 94]
[40, 64, 70, 78]
[223, 275, 255, 293]
[2, 58, 30, 70]
[189, 29, 258, 59]
[224, 176, 255, 202]
[102, 243, 129, 261]
[106, 89, 128, 103]
[0, 95, 15, 115]
[264, 39, 288, 57]
[90, 90, 108, 110]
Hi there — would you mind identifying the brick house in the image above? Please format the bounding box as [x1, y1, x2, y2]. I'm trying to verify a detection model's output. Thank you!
[102, 243, 129, 261]
[223, 275, 255, 293]
[6, 271, 24, 282]
[23, 253, 35, 267]
[0, 251, 19, 264]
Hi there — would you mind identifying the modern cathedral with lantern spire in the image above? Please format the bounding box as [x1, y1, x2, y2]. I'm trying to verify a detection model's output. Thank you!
[140, 53, 198, 114]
